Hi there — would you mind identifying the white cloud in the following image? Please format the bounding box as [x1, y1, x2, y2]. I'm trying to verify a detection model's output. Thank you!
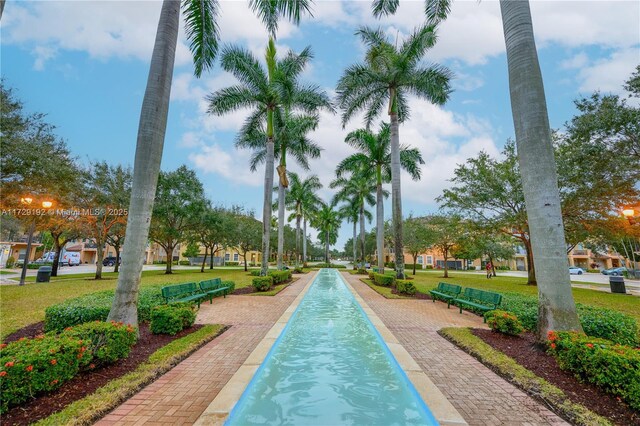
[188, 143, 260, 187]
[560, 52, 589, 70]
[575, 48, 639, 93]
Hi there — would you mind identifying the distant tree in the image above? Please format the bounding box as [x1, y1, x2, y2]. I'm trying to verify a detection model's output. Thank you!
[282, 173, 322, 266]
[148, 166, 207, 274]
[313, 202, 342, 263]
[194, 206, 227, 272]
[427, 215, 465, 278]
[403, 216, 436, 275]
[105, 223, 125, 273]
[183, 240, 200, 260]
[83, 162, 132, 279]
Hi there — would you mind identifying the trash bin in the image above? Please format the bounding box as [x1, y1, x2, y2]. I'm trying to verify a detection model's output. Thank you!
[609, 276, 626, 294]
[36, 266, 52, 283]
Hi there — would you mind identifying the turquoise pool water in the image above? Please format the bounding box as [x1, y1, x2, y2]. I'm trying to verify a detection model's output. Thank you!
[226, 269, 438, 425]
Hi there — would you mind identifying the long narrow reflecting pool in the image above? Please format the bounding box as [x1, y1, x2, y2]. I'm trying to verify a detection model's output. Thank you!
[226, 269, 438, 425]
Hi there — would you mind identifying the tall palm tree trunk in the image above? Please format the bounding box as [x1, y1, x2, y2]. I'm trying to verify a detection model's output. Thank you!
[325, 232, 330, 263]
[277, 181, 285, 269]
[500, 0, 582, 340]
[302, 217, 307, 264]
[352, 221, 357, 267]
[261, 136, 275, 276]
[376, 172, 384, 272]
[389, 111, 405, 279]
[359, 206, 366, 265]
[295, 213, 301, 266]
[107, 0, 179, 327]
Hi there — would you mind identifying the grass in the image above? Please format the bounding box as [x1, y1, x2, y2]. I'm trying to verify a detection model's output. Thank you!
[439, 327, 611, 426]
[35, 324, 226, 426]
[409, 270, 640, 322]
[0, 269, 253, 340]
[251, 281, 293, 296]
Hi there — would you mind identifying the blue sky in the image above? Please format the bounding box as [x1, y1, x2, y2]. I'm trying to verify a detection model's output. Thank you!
[2, 0, 639, 250]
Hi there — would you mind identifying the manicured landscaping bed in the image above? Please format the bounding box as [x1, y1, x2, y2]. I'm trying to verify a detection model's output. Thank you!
[472, 329, 639, 425]
[360, 278, 430, 300]
[1, 323, 225, 425]
[440, 327, 613, 426]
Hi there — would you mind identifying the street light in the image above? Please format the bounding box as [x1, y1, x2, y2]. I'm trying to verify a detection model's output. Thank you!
[19, 196, 53, 286]
[623, 206, 638, 225]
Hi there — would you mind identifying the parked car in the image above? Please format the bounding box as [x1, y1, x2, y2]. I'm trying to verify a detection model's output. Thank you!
[568, 266, 585, 275]
[601, 267, 627, 276]
[60, 252, 81, 266]
[102, 256, 121, 266]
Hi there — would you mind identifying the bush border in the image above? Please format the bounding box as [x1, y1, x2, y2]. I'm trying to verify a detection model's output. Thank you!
[439, 327, 612, 426]
[35, 324, 227, 426]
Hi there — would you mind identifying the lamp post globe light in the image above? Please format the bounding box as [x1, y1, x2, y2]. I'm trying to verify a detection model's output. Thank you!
[18, 197, 53, 286]
[623, 207, 638, 225]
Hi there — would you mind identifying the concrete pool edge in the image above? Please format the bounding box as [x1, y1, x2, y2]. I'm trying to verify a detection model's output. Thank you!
[340, 272, 468, 426]
[194, 271, 318, 426]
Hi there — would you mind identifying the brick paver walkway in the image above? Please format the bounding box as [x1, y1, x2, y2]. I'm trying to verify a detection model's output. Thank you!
[341, 273, 566, 426]
[101, 271, 566, 425]
[98, 273, 313, 425]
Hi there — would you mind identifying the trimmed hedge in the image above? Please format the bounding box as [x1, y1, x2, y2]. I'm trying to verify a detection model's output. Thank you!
[252, 276, 273, 291]
[373, 273, 395, 287]
[44, 287, 165, 332]
[0, 322, 136, 413]
[485, 310, 524, 336]
[150, 304, 196, 336]
[224, 261, 239, 266]
[356, 268, 367, 275]
[548, 331, 640, 410]
[268, 270, 292, 284]
[313, 263, 347, 269]
[396, 279, 416, 295]
[404, 264, 423, 271]
[249, 270, 261, 276]
[500, 293, 639, 346]
[221, 280, 235, 293]
[62, 321, 137, 368]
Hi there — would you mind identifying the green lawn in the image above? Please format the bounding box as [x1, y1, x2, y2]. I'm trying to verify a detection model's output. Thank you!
[0, 268, 255, 339]
[409, 270, 640, 322]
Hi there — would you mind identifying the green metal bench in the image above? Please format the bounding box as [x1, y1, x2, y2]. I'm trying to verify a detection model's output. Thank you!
[161, 282, 206, 308]
[453, 288, 502, 321]
[199, 278, 231, 303]
[429, 282, 462, 308]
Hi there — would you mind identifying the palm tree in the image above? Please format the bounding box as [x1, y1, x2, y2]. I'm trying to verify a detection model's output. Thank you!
[416, 0, 582, 338]
[108, 0, 219, 326]
[331, 169, 379, 266]
[336, 122, 423, 272]
[336, 25, 452, 278]
[499, 0, 582, 337]
[339, 197, 372, 267]
[284, 173, 322, 266]
[313, 201, 342, 263]
[208, 43, 323, 275]
[300, 187, 320, 265]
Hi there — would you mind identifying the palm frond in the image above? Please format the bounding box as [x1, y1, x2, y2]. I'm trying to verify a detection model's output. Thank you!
[207, 85, 257, 115]
[408, 64, 454, 106]
[219, 45, 268, 92]
[399, 24, 437, 67]
[399, 146, 425, 181]
[371, 0, 399, 18]
[183, 0, 220, 77]
[424, 0, 452, 27]
[249, 0, 313, 38]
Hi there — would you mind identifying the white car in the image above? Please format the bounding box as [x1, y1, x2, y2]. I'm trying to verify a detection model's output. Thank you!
[568, 266, 585, 275]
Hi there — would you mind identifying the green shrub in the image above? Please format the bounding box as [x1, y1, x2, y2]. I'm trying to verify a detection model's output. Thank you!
[356, 268, 367, 275]
[495, 265, 511, 271]
[293, 267, 304, 274]
[150, 304, 196, 336]
[61, 321, 137, 368]
[404, 264, 423, 271]
[385, 262, 395, 269]
[249, 270, 261, 276]
[268, 270, 291, 284]
[373, 273, 395, 287]
[252, 276, 273, 291]
[221, 280, 235, 293]
[425, 265, 434, 270]
[586, 268, 600, 273]
[500, 293, 639, 346]
[44, 287, 165, 332]
[367, 271, 375, 280]
[396, 280, 416, 295]
[5, 257, 15, 268]
[0, 333, 83, 413]
[548, 331, 640, 410]
[152, 260, 167, 264]
[178, 260, 190, 266]
[485, 310, 524, 336]
[313, 263, 346, 269]
[224, 261, 239, 266]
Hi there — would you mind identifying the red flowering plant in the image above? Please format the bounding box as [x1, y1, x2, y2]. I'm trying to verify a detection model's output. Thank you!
[0, 333, 83, 413]
[61, 321, 137, 368]
[547, 331, 640, 410]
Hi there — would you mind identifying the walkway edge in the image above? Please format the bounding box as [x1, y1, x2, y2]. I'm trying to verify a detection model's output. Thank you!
[341, 272, 469, 426]
[194, 271, 318, 426]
